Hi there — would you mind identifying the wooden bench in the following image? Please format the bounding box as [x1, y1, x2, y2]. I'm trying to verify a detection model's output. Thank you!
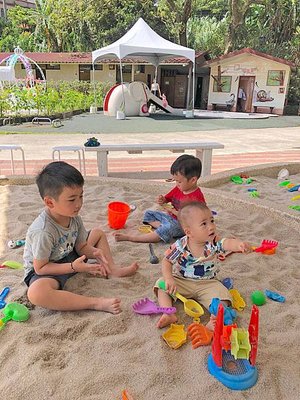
[252, 102, 275, 114]
[212, 103, 233, 111]
[0, 144, 26, 174]
[84, 142, 224, 178]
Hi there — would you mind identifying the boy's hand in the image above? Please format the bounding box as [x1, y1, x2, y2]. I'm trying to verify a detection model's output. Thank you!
[157, 195, 166, 205]
[72, 255, 110, 277]
[165, 277, 177, 295]
[236, 240, 251, 253]
[93, 248, 111, 276]
[168, 208, 178, 217]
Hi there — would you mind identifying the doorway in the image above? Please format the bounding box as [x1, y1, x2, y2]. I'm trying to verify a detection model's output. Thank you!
[237, 76, 255, 112]
[79, 65, 91, 81]
[195, 77, 203, 109]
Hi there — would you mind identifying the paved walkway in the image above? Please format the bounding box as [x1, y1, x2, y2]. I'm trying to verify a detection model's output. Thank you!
[1, 149, 299, 177]
[0, 113, 299, 177]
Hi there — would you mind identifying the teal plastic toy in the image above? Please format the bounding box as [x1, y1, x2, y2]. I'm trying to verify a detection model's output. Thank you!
[265, 290, 285, 303]
[209, 298, 237, 325]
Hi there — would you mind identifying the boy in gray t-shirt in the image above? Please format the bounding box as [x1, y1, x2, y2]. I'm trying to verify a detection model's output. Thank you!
[24, 161, 139, 313]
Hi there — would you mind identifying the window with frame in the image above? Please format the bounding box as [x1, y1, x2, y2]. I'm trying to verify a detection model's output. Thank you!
[80, 64, 92, 72]
[267, 70, 285, 86]
[122, 65, 132, 73]
[137, 65, 145, 73]
[46, 64, 60, 70]
[213, 76, 232, 92]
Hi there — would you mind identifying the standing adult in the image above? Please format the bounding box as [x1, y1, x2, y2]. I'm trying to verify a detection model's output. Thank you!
[237, 87, 247, 112]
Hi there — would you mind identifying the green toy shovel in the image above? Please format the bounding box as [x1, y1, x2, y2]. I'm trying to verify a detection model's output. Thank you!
[0, 302, 30, 330]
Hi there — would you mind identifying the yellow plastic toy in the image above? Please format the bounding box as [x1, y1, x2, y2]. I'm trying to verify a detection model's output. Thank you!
[162, 324, 187, 349]
[230, 328, 251, 360]
[162, 203, 174, 211]
[229, 289, 246, 311]
[138, 225, 153, 233]
[158, 281, 204, 322]
[292, 194, 300, 201]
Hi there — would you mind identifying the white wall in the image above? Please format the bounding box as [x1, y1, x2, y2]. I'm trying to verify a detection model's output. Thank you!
[208, 53, 291, 115]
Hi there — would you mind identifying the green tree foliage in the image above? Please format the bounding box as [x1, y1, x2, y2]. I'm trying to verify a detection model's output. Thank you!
[156, 0, 194, 46]
[0, 6, 36, 51]
[188, 16, 227, 57]
[0, 0, 298, 103]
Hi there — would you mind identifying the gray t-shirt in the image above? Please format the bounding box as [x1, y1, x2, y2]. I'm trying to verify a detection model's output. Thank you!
[23, 210, 88, 277]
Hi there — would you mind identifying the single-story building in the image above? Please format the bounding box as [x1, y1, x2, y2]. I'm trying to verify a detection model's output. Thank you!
[207, 48, 295, 115]
[0, 51, 210, 109]
[0, 48, 294, 114]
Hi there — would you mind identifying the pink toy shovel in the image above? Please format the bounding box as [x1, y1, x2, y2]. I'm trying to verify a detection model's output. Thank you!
[254, 239, 278, 253]
[132, 298, 176, 315]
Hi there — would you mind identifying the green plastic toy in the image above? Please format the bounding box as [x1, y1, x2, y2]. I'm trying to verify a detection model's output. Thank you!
[251, 290, 266, 306]
[289, 205, 300, 211]
[278, 180, 291, 187]
[230, 328, 251, 360]
[0, 260, 23, 269]
[249, 190, 260, 198]
[0, 302, 30, 330]
[230, 175, 244, 184]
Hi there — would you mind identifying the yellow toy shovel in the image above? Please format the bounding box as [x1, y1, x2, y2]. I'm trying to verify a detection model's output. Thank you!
[158, 280, 204, 322]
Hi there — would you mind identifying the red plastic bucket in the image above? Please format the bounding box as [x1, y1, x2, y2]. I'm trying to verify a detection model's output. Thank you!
[107, 201, 131, 229]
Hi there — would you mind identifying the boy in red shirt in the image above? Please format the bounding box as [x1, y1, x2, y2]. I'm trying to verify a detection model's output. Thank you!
[115, 155, 205, 243]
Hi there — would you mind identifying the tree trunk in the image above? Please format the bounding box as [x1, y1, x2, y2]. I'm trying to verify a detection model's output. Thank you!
[225, 0, 266, 54]
[2, 0, 7, 21]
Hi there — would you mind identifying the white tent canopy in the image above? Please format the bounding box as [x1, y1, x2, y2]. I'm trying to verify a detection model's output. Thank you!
[92, 18, 195, 114]
[92, 18, 195, 66]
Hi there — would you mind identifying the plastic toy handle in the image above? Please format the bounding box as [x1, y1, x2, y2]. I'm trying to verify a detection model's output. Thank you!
[174, 291, 188, 303]
[158, 281, 186, 302]
[158, 280, 167, 291]
[0, 287, 10, 302]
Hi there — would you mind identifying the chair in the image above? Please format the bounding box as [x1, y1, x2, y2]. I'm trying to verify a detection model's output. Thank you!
[52, 146, 86, 176]
[0, 144, 26, 174]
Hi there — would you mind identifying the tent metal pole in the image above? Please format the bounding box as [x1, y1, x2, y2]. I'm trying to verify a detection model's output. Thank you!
[154, 66, 158, 82]
[92, 63, 97, 107]
[119, 59, 126, 115]
[192, 62, 195, 112]
[186, 63, 192, 110]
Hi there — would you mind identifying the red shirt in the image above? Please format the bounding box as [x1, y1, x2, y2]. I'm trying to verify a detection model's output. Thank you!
[164, 186, 206, 218]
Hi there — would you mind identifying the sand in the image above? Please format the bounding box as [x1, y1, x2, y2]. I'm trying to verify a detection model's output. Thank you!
[0, 170, 300, 400]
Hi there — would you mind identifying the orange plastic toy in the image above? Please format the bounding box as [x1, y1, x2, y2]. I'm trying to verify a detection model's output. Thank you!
[187, 322, 213, 348]
[252, 239, 278, 254]
[162, 324, 187, 349]
[107, 201, 131, 229]
[122, 390, 134, 400]
[220, 324, 238, 351]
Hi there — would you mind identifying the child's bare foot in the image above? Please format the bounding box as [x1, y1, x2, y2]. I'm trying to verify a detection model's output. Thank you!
[206, 315, 217, 332]
[111, 262, 139, 277]
[94, 297, 121, 314]
[156, 313, 178, 329]
[114, 233, 131, 242]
